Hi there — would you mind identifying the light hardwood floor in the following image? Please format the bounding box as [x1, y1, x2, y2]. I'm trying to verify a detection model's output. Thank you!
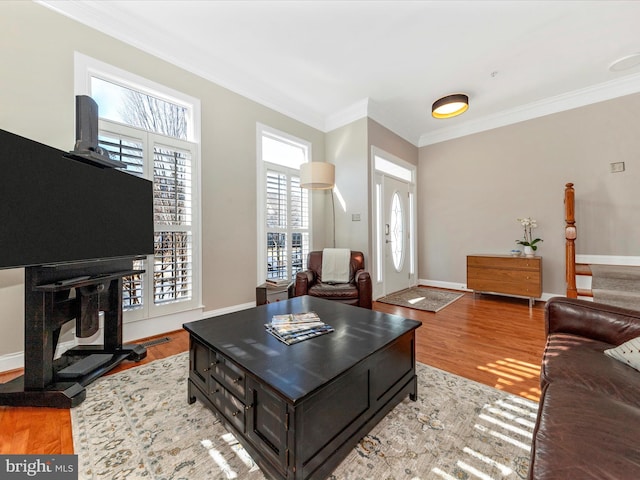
[0, 290, 546, 455]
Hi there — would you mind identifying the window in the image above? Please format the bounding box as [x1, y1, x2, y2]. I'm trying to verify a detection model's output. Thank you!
[390, 191, 404, 271]
[374, 154, 413, 182]
[76, 53, 201, 320]
[258, 125, 311, 284]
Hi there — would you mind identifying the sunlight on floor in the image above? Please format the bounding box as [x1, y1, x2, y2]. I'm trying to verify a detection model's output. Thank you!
[463, 447, 513, 475]
[201, 438, 238, 479]
[200, 432, 259, 479]
[432, 393, 537, 479]
[457, 459, 503, 480]
[477, 357, 542, 401]
[408, 296, 426, 304]
[432, 467, 460, 479]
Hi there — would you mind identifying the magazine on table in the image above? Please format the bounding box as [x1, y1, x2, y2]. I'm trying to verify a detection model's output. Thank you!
[271, 312, 322, 326]
[265, 311, 334, 345]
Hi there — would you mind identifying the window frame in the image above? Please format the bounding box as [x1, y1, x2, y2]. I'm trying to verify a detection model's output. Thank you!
[75, 53, 202, 322]
[256, 123, 312, 286]
[74, 52, 200, 142]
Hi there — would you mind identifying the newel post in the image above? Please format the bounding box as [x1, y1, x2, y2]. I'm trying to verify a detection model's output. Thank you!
[565, 183, 577, 298]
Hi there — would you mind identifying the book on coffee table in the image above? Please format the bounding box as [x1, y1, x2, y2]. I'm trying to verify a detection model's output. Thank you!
[266, 312, 334, 345]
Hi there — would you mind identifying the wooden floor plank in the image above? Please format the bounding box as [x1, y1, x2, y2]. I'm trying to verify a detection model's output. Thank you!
[0, 290, 546, 454]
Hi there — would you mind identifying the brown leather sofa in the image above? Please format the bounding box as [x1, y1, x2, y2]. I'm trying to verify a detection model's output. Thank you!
[294, 250, 372, 309]
[529, 297, 640, 479]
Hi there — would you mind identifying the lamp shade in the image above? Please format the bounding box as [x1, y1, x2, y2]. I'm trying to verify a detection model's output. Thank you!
[300, 162, 335, 189]
[432, 93, 469, 119]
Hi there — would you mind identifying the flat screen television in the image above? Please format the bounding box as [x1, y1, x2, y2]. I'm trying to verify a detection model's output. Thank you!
[0, 128, 153, 269]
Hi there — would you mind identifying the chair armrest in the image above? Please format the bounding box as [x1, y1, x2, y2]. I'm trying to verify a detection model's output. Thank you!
[545, 296, 640, 344]
[294, 270, 315, 297]
[355, 269, 372, 309]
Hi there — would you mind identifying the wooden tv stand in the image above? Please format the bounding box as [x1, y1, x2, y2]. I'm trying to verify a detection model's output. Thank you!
[184, 296, 421, 480]
[0, 258, 146, 408]
[467, 254, 542, 307]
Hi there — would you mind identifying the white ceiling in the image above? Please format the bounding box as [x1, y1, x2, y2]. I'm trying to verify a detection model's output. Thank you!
[39, 0, 640, 146]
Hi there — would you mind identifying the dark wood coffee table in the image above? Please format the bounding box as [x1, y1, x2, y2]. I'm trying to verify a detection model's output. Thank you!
[183, 295, 421, 479]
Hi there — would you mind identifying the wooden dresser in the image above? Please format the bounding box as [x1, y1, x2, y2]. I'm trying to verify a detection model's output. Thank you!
[467, 254, 542, 307]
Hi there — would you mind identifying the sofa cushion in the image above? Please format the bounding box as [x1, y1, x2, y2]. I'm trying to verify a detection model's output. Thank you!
[541, 332, 640, 407]
[605, 335, 640, 372]
[308, 282, 359, 302]
[529, 382, 640, 480]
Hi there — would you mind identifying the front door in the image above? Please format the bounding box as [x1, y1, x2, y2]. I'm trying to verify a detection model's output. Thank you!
[383, 175, 411, 294]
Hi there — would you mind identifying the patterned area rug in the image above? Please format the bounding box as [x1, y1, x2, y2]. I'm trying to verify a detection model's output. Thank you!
[71, 352, 537, 479]
[377, 286, 464, 312]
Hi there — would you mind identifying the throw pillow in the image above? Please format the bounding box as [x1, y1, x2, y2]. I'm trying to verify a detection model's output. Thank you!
[605, 336, 640, 372]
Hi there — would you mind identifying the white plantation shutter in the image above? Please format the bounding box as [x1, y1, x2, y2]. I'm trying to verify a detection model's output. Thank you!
[266, 171, 287, 230]
[290, 175, 309, 275]
[153, 144, 192, 225]
[98, 121, 199, 319]
[152, 141, 193, 305]
[265, 169, 309, 281]
[154, 231, 191, 304]
[258, 124, 312, 285]
[99, 129, 146, 310]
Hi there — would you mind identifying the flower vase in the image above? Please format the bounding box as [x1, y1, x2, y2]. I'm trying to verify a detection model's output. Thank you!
[524, 246, 535, 257]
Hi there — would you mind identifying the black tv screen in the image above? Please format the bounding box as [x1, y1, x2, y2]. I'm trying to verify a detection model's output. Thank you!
[0, 129, 153, 269]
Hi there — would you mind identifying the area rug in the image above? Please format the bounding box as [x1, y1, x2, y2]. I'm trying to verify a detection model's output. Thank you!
[71, 352, 537, 480]
[377, 286, 464, 312]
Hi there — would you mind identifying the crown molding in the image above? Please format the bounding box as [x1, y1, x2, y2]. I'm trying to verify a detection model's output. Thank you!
[324, 98, 420, 146]
[36, 0, 328, 132]
[35, 1, 640, 147]
[419, 72, 640, 147]
[324, 98, 370, 132]
[366, 101, 420, 146]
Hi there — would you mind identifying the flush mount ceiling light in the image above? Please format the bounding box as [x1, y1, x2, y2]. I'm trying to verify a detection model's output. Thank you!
[432, 93, 469, 119]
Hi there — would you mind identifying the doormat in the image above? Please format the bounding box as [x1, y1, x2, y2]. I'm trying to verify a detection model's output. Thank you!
[376, 286, 464, 312]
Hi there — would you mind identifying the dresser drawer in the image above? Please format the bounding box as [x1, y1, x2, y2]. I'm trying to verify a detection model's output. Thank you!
[210, 378, 246, 433]
[211, 352, 247, 402]
[467, 255, 540, 271]
[467, 266, 540, 286]
[468, 272, 541, 296]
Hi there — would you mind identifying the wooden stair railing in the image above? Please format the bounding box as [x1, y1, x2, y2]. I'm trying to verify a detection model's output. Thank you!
[565, 183, 578, 298]
[565, 182, 594, 298]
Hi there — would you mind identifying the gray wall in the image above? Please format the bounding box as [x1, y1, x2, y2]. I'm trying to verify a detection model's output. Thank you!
[418, 92, 640, 295]
[0, 2, 326, 357]
[324, 118, 418, 265]
[325, 118, 369, 254]
[368, 119, 419, 170]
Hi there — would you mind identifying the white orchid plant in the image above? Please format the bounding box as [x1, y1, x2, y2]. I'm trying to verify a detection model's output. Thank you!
[516, 217, 543, 250]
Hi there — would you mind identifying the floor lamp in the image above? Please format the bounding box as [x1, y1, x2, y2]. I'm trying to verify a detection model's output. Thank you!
[300, 162, 336, 247]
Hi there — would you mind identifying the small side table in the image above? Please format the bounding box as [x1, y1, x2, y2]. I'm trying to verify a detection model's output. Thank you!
[256, 282, 293, 306]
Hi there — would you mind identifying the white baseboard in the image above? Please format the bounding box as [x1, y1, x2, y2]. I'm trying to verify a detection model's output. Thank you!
[0, 351, 25, 373]
[419, 279, 471, 292]
[0, 301, 256, 374]
[202, 301, 255, 319]
[576, 254, 640, 266]
[418, 278, 557, 302]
